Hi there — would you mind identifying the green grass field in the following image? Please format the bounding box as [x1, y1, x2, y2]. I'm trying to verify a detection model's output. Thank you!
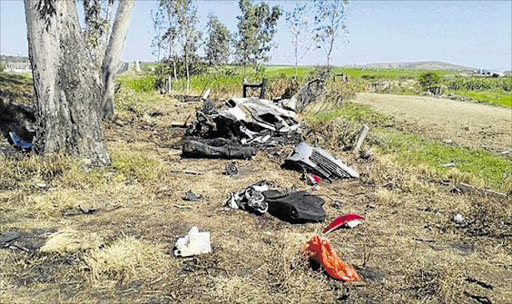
[308, 103, 512, 192]
[448, 89, 512, 108]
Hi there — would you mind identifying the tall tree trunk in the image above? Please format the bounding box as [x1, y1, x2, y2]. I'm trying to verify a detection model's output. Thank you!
[24, 0, 110, 166]
[101, 0, 134, 120]
[185, 51, 190, 93]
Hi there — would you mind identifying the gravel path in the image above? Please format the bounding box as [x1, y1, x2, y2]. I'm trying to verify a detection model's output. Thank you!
[356, 93, 512, 152]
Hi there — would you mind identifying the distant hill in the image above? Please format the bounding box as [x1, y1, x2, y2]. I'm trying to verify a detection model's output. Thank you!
[352, 61, 474, 71]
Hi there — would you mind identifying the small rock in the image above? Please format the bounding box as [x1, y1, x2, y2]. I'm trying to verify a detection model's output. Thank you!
[442, 139, 453, 144]
[453, 214, 465, 224]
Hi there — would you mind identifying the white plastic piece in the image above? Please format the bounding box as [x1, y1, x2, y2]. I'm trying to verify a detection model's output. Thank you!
[346, 220, 363, 228]
[174, 227, 211, 257]
[453, 214, 465, 224]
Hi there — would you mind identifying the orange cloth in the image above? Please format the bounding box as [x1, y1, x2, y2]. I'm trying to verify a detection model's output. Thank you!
[302, 235, 360, 282]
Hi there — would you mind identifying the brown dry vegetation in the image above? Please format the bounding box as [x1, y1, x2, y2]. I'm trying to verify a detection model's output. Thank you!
[1, 85, 511, 304]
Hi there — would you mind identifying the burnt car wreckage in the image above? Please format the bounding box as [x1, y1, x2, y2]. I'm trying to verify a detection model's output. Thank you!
[180, 78, 359, 184]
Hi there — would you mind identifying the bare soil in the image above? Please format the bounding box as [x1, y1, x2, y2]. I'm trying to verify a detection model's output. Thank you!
[356, 93, 512, 152]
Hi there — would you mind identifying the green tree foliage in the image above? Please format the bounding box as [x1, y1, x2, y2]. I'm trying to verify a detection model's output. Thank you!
[285, 3, 313, 77]
[150, 6, 167, 64]
[205, 14, 231, 66]
[313, 0, 349, 67]
[158, 0, 201, 92]
[418, 71, 441, 89]
[235, 0, 281, 74]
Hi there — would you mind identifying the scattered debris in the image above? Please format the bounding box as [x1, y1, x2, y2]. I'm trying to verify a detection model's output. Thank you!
[226, 182, 326, 222]
[174, 227, 211, 257]
[302, 235, 360, 282]
[226, 181, 270, 214]
[453, 214, 465, 224]
[183, 191, 202, 201]
[174, 204, 193, 210]
[352, 124, 369, 153]
[224, 162, 239, 177]
[283, 142, 359, 182]
[331, 202, 342, 209]
[303, 172, 321, 189]
[9, 131, 32, 151]
[323, 214, 365, 234]
[170, 170, 204, 175]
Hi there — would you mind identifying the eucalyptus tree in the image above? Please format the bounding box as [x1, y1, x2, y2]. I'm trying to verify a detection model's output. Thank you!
[235, 0, 281, 75]
[24, 0, 134, 165]
[313, 0, 349, 67]
[205, 14, 231, 66]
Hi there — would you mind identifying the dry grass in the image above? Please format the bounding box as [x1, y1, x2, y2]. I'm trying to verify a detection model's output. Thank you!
[40, 228, 103, 254]
[0, 87, 511, 303]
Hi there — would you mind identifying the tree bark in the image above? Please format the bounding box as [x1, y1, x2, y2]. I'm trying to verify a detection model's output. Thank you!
[185, 50, 190, 93]
[101, 0, 134, 120]
[24, 0, 110, 166]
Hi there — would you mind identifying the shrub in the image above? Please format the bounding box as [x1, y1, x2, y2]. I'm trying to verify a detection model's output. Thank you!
[418, 72, 441, 90]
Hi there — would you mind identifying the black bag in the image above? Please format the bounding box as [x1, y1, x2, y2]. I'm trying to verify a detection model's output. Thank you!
[263, 190, 325, 223]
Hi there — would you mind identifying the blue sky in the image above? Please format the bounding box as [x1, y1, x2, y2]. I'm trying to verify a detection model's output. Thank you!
[1, 0, 511, 71]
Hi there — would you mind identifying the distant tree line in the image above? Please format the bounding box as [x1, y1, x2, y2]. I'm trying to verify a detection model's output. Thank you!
[152, 0, 349, 84]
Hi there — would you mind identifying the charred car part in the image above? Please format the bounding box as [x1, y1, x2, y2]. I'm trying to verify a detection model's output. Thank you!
[185, 97, 301, 146]
[182, 139, 256, 160]
[283, 142, 359, 182]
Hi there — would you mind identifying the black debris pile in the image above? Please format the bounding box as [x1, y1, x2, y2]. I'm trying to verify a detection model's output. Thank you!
[226, 181, 326, 223]
[183, 97, 302, 159]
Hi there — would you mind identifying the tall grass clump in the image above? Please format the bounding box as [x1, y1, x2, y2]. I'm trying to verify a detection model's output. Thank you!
[117, 75, 157, 92]
[445, 76, 512, 91]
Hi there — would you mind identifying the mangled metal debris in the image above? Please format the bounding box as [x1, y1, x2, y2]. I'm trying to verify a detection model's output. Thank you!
[227, 181, 270, 214]
[283, 142, 359, 182]
[183, 97, 302, 159]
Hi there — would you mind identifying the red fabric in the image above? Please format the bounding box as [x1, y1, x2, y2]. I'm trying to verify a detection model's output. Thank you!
[302, 235, 360, 282]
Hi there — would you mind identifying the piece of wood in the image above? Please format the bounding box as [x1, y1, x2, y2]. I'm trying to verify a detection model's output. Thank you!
[201, 88, 211, 101]
[353, 124, 370, 153]
[167, 75, 172, 95]
[169, 170, 204, 175]
[171, 122, 188, 128]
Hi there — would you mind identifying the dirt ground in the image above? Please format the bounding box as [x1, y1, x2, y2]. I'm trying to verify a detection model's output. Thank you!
[1, 89, 511, 303]
[356, 93, 512, 152]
